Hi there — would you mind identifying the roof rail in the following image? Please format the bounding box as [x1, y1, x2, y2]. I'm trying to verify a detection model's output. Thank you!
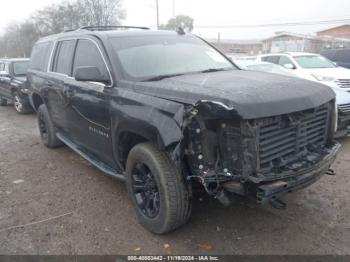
[79, 26, 150, 31]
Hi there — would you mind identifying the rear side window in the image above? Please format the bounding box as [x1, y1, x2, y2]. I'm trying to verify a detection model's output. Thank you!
[334, 50, 350, 62]
[261, 56, 280, 64]
[30, 42, 52, 71]
[52, 40, 76, 75]
[73, 39, 109, 79]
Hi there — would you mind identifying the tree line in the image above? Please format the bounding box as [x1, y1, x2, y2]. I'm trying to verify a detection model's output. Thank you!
[0, 0, 126, 58]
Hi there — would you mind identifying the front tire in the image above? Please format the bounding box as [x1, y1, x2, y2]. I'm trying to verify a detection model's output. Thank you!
[37, 104, 63, 148]
[126, 142, 192, 234]
[13, 92, 32, 114]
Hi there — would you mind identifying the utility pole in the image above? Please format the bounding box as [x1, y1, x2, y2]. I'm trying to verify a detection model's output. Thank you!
[156, 0, 160, 29]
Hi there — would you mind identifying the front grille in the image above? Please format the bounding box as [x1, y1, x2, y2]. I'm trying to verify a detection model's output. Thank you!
[338, 103, 350, 114]
[257, 103, 330, 169]
[335, 79, 350, 89]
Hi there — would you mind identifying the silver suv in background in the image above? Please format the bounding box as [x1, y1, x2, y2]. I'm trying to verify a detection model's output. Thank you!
[257, 52, 350, 137]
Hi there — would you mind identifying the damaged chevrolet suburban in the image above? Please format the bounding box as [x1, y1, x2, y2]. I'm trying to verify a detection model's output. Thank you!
[27, 26, 341, 234]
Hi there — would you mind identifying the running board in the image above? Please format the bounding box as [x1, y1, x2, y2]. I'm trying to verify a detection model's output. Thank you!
[56, 132, 125, 181]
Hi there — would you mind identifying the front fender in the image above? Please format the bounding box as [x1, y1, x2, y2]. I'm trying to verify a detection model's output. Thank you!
[111, 88, 186, 151]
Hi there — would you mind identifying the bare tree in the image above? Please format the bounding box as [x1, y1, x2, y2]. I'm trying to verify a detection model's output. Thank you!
[0, 0, 126, 58]
[0, 22, 38, 57]
[78, 0, 126, 26]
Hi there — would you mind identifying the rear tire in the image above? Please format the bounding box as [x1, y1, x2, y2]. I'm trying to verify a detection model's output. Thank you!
[0, 97, 7, 106]
[37, 104, 63, 148]
[126, 142, 192, 234]
[13, 92, 32, 114]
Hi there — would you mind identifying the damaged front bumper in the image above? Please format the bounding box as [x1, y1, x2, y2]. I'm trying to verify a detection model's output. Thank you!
[255, 142, 341, 205]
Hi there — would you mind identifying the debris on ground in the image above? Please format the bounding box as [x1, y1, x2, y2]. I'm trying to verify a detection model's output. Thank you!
[163, 243, 172, 255]
[196, 243, 213, 251]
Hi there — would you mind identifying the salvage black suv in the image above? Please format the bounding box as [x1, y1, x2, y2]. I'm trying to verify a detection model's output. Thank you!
[0, 58, 33, 114]
[28, 26, 341, 234]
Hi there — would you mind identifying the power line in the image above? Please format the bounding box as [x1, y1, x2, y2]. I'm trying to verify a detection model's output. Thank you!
[195, 18, 350, 28]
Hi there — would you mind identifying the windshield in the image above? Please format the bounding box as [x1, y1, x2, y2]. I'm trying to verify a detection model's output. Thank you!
[294, 55, 336, 69]
[110, 35, 236, 81]
[13, 61, 29, 76]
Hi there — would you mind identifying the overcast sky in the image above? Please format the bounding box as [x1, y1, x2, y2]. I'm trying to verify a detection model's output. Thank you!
[0, 0, 349, 40]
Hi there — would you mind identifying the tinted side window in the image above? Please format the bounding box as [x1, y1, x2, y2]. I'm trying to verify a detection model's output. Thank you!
[30, 42, 52, 71]
[73, 39, 109, 79]
[52, 40, 76, 75]
[334, 50, 350, 62]
[261, 56, 280, 64]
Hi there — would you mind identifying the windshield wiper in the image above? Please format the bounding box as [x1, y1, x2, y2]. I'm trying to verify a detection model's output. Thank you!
[143, 73, 185, 82]
[200, 68, 232, 73]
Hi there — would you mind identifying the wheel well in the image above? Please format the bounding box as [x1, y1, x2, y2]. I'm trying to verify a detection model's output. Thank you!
[118, 132, 148, 168]
[32, 93, 44, 111]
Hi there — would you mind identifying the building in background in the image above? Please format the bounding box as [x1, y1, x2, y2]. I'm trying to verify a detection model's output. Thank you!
[262, 31, 350, 53]
[208, 39, 262, 56]
[317, 24, 350, 39]
[205, 25, 350, 56]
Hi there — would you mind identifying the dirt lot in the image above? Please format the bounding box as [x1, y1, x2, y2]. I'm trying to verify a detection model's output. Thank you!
[0, 105, 350, 255]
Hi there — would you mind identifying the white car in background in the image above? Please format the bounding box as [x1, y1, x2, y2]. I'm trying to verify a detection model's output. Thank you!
[256, 52, 350, 90]
[233, 59, 296, 77]
[256, 52, 350, 137]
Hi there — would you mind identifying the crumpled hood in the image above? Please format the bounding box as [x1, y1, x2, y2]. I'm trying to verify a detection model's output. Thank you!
[132, 70, 335, 119]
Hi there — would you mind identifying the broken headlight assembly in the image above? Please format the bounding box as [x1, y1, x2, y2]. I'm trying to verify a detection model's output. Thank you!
[184, 102, 257, 197]
[183, 100, 339, 207]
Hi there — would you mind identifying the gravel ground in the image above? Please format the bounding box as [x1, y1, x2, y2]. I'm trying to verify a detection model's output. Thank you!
[0, 105, 350, 255]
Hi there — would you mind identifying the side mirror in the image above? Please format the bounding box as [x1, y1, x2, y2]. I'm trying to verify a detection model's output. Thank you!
[0, 71, 10, 77]
[74, 66, 110, 83]
[283, 63, 295, 70]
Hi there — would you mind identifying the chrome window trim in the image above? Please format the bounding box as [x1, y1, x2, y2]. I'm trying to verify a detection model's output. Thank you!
[47, 37, 114, 88]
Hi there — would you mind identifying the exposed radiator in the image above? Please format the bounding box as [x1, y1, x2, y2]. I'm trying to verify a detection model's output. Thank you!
[257, 103, 330, 169]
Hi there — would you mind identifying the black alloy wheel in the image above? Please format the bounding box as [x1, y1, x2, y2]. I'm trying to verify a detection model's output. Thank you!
[131, 162, 160, 218]
[126, 142, 192, 234]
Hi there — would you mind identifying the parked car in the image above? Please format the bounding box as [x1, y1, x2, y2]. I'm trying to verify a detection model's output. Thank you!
[321, 48, 350, 69]
[233, 59, 296, 77]
[256, 52, 350, 91]
[257, 52, 350, 137]
[0, 58, 33, 114]
[28, 26, 340, 234]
